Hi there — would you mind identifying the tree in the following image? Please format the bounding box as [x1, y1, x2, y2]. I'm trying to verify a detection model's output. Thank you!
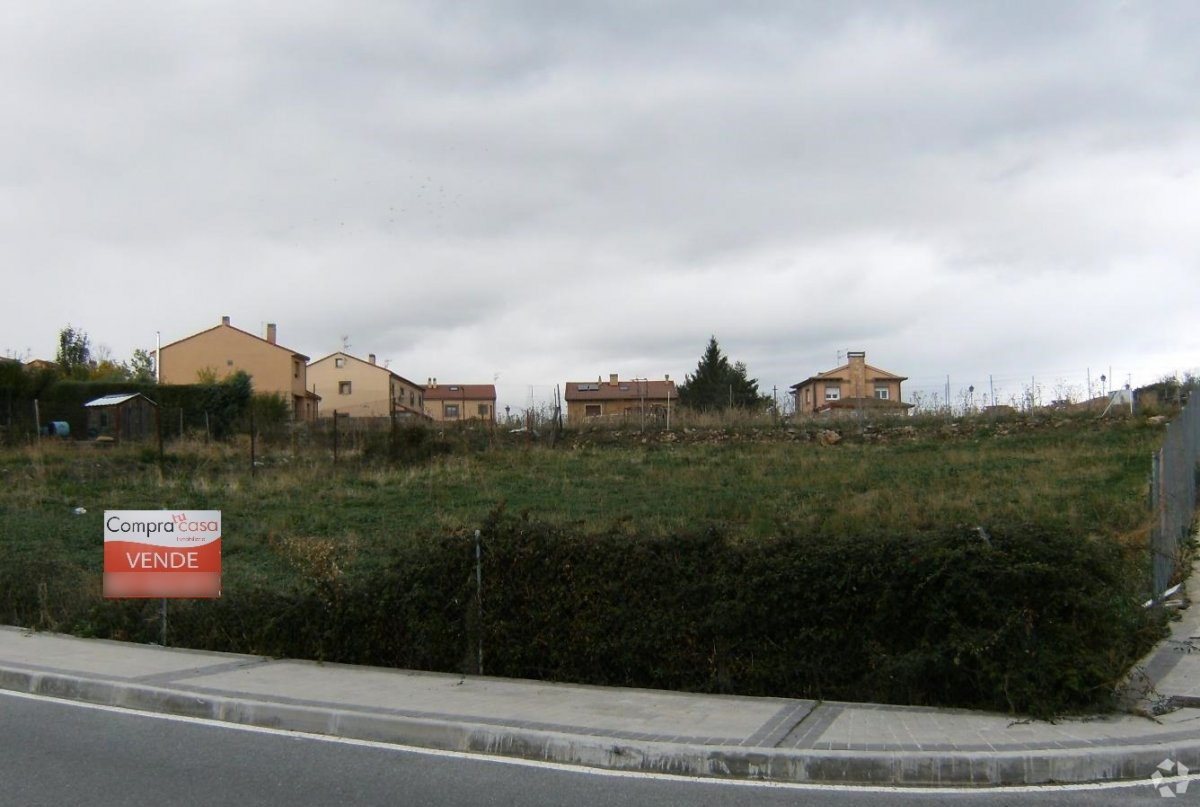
[56, 325, 92, 378]
[127, 349, 155, 382]
[677, 336, 767, 412]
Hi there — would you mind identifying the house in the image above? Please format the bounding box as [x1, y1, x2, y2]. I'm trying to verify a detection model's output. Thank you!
[158, 316, 319, 421]
[307, 352, 426, 419]
[24, 359, 58, 373]
[790, 351, 913, 417]
[564, 374, 678, 422]
[423, 380, 497, 423]
[84, 393, 158, 443]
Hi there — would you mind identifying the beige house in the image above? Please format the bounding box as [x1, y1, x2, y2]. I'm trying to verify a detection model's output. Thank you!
[423, 380, 497, 422]
[790, 351, 912, 417]
[564, 374, 678, 422]
[308, 352, 426, 419]
[158, 316, 319, 421]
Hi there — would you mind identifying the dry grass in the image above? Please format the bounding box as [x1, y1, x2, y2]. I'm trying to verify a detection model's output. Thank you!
[0, 412, 1164, 585]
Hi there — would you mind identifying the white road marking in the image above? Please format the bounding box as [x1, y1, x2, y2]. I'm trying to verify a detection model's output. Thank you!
[0, 688, 1186, 795]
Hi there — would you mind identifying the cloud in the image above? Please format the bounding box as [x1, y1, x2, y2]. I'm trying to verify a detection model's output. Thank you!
[1, 1, 1197, 414]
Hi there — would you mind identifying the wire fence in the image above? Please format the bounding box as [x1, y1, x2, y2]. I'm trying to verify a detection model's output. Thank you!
[1151, 394, 1200, 601]
[901, 370, 1143, 417]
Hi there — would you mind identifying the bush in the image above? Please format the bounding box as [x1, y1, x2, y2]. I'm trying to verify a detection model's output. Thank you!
[475, 514, 1160, 716]
[0, 505, 1159, 716]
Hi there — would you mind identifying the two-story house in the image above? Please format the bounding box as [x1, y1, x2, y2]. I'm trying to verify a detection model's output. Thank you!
[307, 352, 426, 419]
[564, 374, 678, 422]
[158, 316, 319, 421]
[790, 351, 912, 417]
[423, 380, 497, 423]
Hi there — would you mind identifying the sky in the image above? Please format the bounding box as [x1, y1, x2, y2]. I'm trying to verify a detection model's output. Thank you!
[3, 1, 1198, 414]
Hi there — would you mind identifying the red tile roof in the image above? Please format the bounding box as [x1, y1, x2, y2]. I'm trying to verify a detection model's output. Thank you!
[423, 384, 496, 401]
[564, 379, 677, 401]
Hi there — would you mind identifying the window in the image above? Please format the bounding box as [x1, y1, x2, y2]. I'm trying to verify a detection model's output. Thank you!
[585, 404, 602, 417]
[335, 357, 345, 368]
[445, 404, 460, 418]
[824, 385, 841, 401]
[339, 381, 352, 395]
[293, 360, 300, 379]
[874, 385, 890, 400]
[478, 404, 490, 417]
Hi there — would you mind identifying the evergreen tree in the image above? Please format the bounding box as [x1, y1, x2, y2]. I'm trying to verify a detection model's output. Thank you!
[677, 336, 766, 411]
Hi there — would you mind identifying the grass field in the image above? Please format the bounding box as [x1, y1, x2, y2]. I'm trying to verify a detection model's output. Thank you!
[0, 410, 1173, 714]
[0, 410, 1165, 583]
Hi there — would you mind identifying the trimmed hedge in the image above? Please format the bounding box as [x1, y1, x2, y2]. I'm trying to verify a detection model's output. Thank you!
[0, 510, 1161, 717]
[477, 513, 1160, 715]
[1, 375, 253, 443]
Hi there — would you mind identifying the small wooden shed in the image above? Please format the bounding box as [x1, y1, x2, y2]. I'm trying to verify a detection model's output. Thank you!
[84, 393, 158, 443]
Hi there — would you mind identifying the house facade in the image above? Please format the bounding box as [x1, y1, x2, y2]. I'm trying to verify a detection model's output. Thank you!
[307, 352, 426, 419]
[564, 374, 678, 422]
[423, 380, 497, 423]
[158, 316, 319, 421]
[790, 351, 912, 417]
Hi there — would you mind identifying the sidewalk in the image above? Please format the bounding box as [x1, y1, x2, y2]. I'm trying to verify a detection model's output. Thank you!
[4, 570, 1200, 788]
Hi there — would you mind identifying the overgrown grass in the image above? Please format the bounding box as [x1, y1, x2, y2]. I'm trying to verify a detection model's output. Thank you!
[0, 410, 1172, 714]
[0, 413, 1164, 575]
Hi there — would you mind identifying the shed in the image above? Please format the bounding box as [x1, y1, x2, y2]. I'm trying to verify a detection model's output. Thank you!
[84, 393, 158, 443]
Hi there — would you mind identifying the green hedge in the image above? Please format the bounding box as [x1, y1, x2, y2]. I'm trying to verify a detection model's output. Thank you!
[0, 510, 1160, 716]
[0, 375, 253, 442]
[476, 513, 1159, 715]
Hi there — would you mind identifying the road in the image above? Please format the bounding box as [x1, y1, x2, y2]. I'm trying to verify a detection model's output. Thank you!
[0, 690, 1175, 806]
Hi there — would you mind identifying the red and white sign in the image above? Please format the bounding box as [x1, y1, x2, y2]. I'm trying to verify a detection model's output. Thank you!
[104, 510, 221, 598]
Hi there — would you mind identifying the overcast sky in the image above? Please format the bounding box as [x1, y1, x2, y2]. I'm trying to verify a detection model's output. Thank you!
[3, 1, 1197, 413]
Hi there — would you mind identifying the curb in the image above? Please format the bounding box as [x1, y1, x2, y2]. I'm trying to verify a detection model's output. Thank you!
[1, 663, 1195, 787]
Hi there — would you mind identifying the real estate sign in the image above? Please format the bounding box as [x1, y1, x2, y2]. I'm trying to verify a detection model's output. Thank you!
[103, 510, 222, 598]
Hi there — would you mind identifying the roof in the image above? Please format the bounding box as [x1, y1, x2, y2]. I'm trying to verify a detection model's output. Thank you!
[423, 384, 497, 401]
[564, 379, 678, 402]
[159, 322, 309, 362]
[309, 352, 421, 387]
[84, 393, 157, 408]
[790, 363, 907, 391]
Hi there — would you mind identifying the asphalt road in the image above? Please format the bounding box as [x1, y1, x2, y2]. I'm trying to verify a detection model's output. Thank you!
[0, 690, 1175, 806]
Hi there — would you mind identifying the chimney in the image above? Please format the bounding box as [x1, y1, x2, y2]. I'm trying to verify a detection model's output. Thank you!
[368, 353, 376, 365]
[609, 373, 618, 386]
[847, 351, 866, 397]
[432, 377, 437, 388]
[266, 323, 277, 344]
[221, 316, 230, 326]
[665, 374, 670, 381]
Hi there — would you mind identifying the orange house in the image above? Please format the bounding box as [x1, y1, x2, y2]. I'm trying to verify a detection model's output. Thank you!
[423, 380, 497, 422]
[308, 351, 426, 419]
[158, 316, 319, 421]
[790, 351, 912, 417]
[564, 374, 678, 422]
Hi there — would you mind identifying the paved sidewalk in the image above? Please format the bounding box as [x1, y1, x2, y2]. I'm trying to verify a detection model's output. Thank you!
[4, 556, 1200, 790]
[4, 616, 1200, 789]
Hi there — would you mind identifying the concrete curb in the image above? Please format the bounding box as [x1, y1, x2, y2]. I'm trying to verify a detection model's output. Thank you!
[2, 662, 1195, 787]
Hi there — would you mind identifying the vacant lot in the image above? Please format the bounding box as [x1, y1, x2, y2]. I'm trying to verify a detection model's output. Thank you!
[0, 411, 1170, 715]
